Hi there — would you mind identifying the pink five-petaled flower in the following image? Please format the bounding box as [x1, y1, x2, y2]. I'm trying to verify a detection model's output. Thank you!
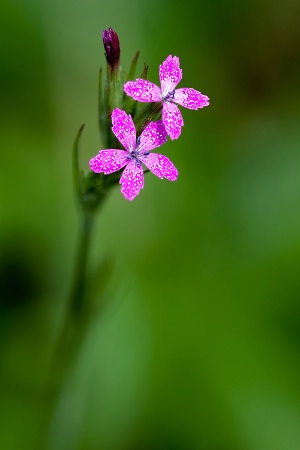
[124, 55, 209, 140]
[89, 108, 178, 201]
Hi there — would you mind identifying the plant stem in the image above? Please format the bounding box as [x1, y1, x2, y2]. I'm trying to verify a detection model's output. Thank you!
[69, 210, 94, 319]
[48, 210, 95, 393]
[43, 210, 96, 448]
[52, 209, 95, 379]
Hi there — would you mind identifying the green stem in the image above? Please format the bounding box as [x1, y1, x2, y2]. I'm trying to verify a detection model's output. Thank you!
[69, 211, 94, 318]
[43, 211, 95, 447]
[51, 210, 95, 371]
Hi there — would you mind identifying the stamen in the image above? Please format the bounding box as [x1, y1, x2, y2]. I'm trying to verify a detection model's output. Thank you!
[162, 89, 175, 102]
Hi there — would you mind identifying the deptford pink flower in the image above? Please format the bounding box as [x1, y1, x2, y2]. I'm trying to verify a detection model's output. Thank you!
[124, 55, 209, 140]
[89, 108, 178, 201]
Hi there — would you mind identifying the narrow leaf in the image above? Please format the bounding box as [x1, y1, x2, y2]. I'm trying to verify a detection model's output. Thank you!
[140, 63, 149, 80]
[126, 51, 140, 82]
[73, 124, 85, 199]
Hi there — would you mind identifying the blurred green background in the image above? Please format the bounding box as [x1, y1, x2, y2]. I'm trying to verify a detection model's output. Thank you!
[1, 0, 300, 449]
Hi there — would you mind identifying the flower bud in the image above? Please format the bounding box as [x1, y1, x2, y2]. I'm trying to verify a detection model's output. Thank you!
[102, 28, 120, 69]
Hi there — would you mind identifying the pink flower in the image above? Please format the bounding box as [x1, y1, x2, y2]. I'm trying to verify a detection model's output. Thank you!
[124, 55, 209, 140]
[89, 109, 178, 201]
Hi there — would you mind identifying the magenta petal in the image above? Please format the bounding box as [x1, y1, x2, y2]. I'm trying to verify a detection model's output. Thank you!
[142, 153, 178, 181]
[111, 108, 136, 151]
[159, 55, 182, 97]
[139, 120, 167, 153]
[119, 161, 144, 201]
[174, 88, 210, 110]
[89, 149, 128, 174]
[124, 79, 161, 102]
[162, 102, 184, 140]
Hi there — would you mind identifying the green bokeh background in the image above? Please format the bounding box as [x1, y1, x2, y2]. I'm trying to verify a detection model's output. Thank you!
[1, 0, 300, 449]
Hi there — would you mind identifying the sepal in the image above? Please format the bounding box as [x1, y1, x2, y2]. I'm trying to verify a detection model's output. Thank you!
[73, 125, 106, 212]
[123, 51, 141, 118]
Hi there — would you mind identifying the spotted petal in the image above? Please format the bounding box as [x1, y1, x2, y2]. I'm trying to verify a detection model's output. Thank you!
[124, 79, 161, 102]
[162, 102, 184, 140]
[138, 120, 167, 154]
[141, 153, 178, 181]
[111, 108, 136, 151]
[174, 88, 210, 110]
[89, 149, 128, 174]
[159, 55, 182, 98]
[119, 160, 144, 201]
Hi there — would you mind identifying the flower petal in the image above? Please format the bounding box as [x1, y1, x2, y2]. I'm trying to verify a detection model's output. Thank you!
[174, 88, 210, 110]
[111, 108, 136, 151]
[138, 120, 167, 153]
[119, 160, 144, 201]
[159, 55, 182, 97]
[124, 79, 161, 102]
[89, 149, 128, 174]
[141, 153, 178, 181]
[162, 102, 184, 140]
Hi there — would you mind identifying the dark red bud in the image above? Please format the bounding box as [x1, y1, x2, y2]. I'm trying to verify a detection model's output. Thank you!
[102, 28, 120, 68]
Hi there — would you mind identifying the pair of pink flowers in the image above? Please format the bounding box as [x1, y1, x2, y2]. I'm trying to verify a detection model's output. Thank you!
[89, 55, 209, 201]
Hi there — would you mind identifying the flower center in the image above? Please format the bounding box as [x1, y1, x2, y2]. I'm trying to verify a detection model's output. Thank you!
[126, 138, 143, 166]
[162, 89, 175, 102]
[131, 150, 139, 158]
